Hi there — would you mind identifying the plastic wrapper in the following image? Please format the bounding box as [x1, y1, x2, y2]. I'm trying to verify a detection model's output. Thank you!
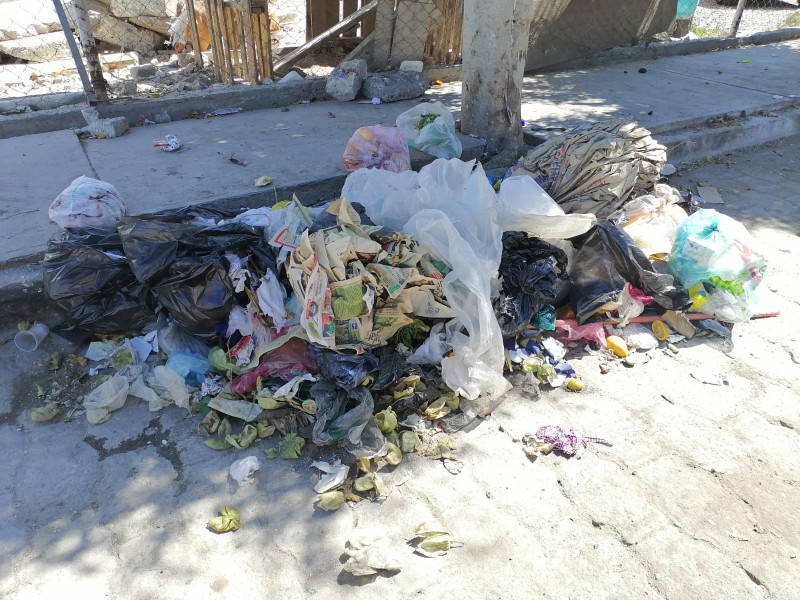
[42, 230, 153, 334]
[342, 125, 411, 173]
[49, 176, 127, 231]
[343, 158, 509, 404]
[570, 221, 690, 324]
[118, 208, 277, 337]
[229, 455, 261, 486]
[311, 381, 386, 458]
[154, 316, 210, 356]
[407, 322, 449, 365]
[395, 101, 462, 159]
[230, 337, 318, 395]
[310, 348, 379, 391]
[494, 233, 570, 337]
[165, 352, 211, 386]
[668, 209, 766, 322]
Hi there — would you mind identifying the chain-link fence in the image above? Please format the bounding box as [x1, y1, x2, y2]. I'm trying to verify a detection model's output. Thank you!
[682, 0, 800, 39]
[0, 0, 89, 114]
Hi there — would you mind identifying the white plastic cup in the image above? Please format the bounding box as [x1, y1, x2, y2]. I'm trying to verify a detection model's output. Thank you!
[14, 323, 49, 352]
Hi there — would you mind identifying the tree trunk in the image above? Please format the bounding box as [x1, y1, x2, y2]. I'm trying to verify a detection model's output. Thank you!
[461, 0, 538, 162]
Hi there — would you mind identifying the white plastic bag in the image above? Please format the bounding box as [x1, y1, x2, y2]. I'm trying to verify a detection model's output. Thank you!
[83, 375, 129, 424]
[407, 322, 449, 365]
[229, 455, 261, 486]
[342, 159, 509, 405]
[620, 184, 688, 259]
[496, 176, 596, 239]
[49, 176, 127, 230]
[396, 101, 462, 159]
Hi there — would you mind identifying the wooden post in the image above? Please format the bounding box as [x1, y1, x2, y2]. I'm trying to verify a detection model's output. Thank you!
[729, 0, 747, 38]
[69, 0, 109, 102]
[226, 6, 240, 78]
[184, 0, 204, 67]
[241, 0, 259, 84]
[215, 0, 235, 83]
[204, 0, 223, 80]
[259, 5, 274, 79]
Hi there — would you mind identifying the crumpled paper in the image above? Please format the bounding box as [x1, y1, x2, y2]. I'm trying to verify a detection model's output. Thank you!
[342, 533, 402, 576]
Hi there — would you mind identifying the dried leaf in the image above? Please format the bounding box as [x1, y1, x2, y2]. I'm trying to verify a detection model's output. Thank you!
[218, 417, 233, 440]
[425, 392, 458, 420]
[265, 432, 305, 459]
[254, 176, 273, 187]
[198, 411, 221, 436]
[316, 490, 346, 511]
[410, 525, 458, 557]
[257, 394, 286, 410]
[400, 431, 421, 453]
[301, 399, 317, 415]
[65, 353, 89, 367]
[375, 408, 398, 433]
[354, 472, 385, 496]
[385, 443, 402, 466]
[30, 404, 59, 422]
[356, 458, 372, 473]
[225, 424, 259, 449]
[256, 422, 276, 438]
[205, 438, 233, 450]
[207, 506, 240, 533]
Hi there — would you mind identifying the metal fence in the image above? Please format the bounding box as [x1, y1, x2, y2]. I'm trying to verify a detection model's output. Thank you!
[683, 0, 800, 39]
[1, 0, 799, 117]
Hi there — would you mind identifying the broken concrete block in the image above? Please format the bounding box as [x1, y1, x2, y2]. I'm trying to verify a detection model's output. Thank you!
[95, 116, 129, 138]
[91, 14, 164, 54]
[0, 32, 72, 62]
[326, 59, 368, 102]
[110, 0, 178, 18]
[113, 80, 138, 95]
[360, 71, 428, 103]
[399, 60, 423, 73]
[130, 63, 157, 78]
[128, 16, 172, 36]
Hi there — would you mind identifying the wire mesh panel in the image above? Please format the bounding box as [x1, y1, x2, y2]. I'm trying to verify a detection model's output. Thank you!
[0, 0, 89, 114]
[687, 0, 800, 38]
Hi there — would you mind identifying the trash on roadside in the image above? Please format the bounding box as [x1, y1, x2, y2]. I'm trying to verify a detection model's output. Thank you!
[617, 184, 688, 261]
[207, 506, 241, 533]
[669, 209, 766, 322]
[342, 126, 410, 173]
[49, 176, 128, 230]
[409, 525, 461, 557]
[30, 403, 60, 422]
[153, 134, 182, 152]
[342, 533, 402, 576]
[316, 490, 346, 511]
[14, 322, 49, 353]
[83, 375, 129, 424]
[396, 101, 462, 159]
[533, 425, 612, 457]
[254, 176, 273, 187]
[229, 455, 261, 486]
[206, 107, 243, 117]
[516, 120, 666, 217]
[691, 369, 729, 386]
[218, 152, 248, 166]
[311, 460, 350, 493]
[80, 108, 129, 139]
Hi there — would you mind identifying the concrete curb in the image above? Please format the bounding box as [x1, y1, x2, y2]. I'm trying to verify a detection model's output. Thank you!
[0, 135, 486, 318]
[422, 27, 800, 83]
[0, 79, 330, 140]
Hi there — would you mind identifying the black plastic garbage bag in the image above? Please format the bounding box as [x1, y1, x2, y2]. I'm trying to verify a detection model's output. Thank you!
[310, 347, 380, 391]
[494, 233, 570, 336]
[118, 208, 277, 337]
[42, 230, 154, 333]
[570, 221, 690, 324]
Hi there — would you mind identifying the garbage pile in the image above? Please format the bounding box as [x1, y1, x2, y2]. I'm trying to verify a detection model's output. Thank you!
[37, 118, 770, 505]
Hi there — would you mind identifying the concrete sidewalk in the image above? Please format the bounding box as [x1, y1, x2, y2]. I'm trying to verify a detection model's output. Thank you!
[1, 39, 799, 269]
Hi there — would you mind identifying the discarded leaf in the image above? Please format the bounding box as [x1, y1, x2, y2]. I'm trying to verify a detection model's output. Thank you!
[301, 399, 317, 415]
[256, 422, 276, 438]
[426, 435, 456, 460]
[410, 525, 460, 557]
[265, 432, 305, 459]
[257, 394, 286, 410]
[30, 403, 59, 422]
[17, 320, 32, 331]
[205, 438, 233, 450]
[385, 430, 399, 447]
[400, 431, 421, 453]
[207, 506, 240, 533]
[316, 490, 346, 511]
[198, 410, 221, 435]
[354, 472, 385, 495]
[385, 443, 402, 466]
[376, 408, 398, 433]
[425, 392, 458, 420]
[356, 457, 372, 473]
[225, 424, 259, 449]
[254, 176, 273, 187]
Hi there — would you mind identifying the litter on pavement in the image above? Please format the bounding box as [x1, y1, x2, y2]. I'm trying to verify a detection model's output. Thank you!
[36, 118, 776, 511]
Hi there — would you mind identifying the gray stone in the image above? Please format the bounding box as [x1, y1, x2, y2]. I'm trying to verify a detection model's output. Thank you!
[176, 52, 196, 68]
[325, 59, 368, 102]
[114, 80, 138, 95]
[95, 116, 130, 138]
[130, 63, 157, 79]
[0, 32, 72, 63]
[91, 15, 164, 55]
[360, 70, 428, 103]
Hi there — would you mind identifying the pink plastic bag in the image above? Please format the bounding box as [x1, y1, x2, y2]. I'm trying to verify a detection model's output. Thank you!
[554, 319, 607, 347]
[342, 126, 411, 173]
